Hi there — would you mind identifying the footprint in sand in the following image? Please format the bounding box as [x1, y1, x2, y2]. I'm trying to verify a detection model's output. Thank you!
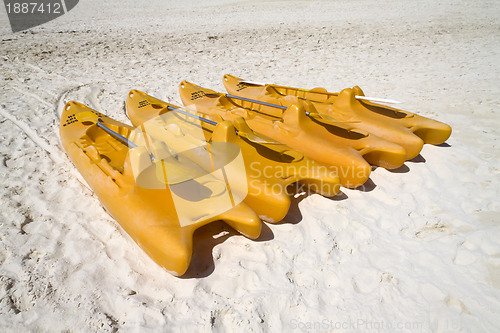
[415, 222, 453, 241]
[444, 295, 471, 314]
[0, 247, 10, 266]
[453, 248, 478, 266]
[351, 270, 385, 294]
[486, 259, 500, 289]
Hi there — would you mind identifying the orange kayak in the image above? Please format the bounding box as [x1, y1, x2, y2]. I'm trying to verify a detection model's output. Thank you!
[60, 101, 261, 276]
[126, 89, 341, 222]
[223, 74, 452, 159]
[178, 81, 408, 188]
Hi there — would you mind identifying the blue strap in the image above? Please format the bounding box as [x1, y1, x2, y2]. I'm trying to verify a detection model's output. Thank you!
[226, 94, 287, 110]
[166, 106, 219, 126]
[96, 122, 138, 148]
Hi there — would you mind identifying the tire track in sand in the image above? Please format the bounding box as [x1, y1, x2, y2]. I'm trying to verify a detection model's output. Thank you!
[0, 106, 64, 164]
[11, 87, 53, 108]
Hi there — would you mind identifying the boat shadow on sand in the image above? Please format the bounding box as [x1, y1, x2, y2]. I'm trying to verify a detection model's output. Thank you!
[180, 148, 441, 278]
[379, 153, 430, 174]
[181, 189, 325, 278]
[180, 220, 275, 279]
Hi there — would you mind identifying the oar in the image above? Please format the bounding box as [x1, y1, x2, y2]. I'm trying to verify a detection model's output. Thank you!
[151, 104, 278, 144]
[75, 111, 213, 184]
[163, 105, 218, 126]
[205, 92, 359, 124]
[239, 80, 403, 104]
[75, 111, 138, 148]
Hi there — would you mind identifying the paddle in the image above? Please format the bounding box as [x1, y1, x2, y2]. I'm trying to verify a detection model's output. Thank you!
[204, 92, 359, 124]
[75, 111, 213, 184]
[239, 80, 403, 104]
[75, 111, 138, 148]
[151, 104, 279, 144]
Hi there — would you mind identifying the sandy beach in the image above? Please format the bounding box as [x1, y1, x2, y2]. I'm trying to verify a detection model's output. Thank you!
[1, 0, 499, 331]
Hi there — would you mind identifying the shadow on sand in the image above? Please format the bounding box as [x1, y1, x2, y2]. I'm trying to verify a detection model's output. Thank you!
[387, 153, 427, 174]
[353, 178, 377, 192]
[181, 221, 275, 279]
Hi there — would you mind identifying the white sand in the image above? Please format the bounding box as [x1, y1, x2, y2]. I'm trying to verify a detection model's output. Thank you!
[1, 0, 500, 331]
